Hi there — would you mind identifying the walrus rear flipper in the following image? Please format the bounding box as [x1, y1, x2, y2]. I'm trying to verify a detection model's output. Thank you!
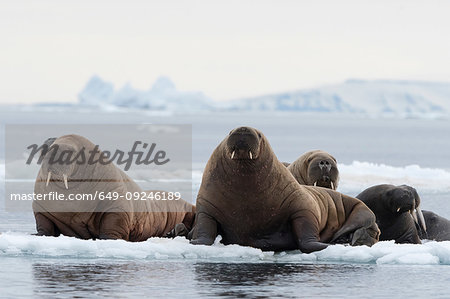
[292, 214, 328, 253]
[331, 199, 380, 247]
[190, 212, 217, 245]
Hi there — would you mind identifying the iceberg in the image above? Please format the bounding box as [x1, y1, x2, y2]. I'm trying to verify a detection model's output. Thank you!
[77, 76, 450, 118]
[78, 76, 214, 112]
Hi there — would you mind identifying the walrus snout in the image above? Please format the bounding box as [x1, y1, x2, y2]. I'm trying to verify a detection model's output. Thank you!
[40, 143, 78, 190]
[227, 127, 261, 160]
[308, 157, 338, 190]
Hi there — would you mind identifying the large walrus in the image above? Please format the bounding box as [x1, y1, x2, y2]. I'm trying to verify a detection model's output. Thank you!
[287, 150, 339, 190]
[419, 210, 450, 241]
[356, 184, 427, 244]
[189, 127, 379, 253]
[33, 134, 195, 241]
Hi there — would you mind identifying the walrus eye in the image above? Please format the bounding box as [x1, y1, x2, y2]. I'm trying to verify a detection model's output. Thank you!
[257, 133, 261, 138]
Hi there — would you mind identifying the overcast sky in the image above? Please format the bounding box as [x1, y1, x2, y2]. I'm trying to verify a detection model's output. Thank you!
[1, 0, 450, 104]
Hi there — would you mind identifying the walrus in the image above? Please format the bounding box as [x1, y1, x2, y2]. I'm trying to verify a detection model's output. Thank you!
[33, 134, 195, 241]
[356, 184, 427, 244]
[189, 126, 379, 253]
[287, 150, 339, 190]
[418, 210, 450, 241]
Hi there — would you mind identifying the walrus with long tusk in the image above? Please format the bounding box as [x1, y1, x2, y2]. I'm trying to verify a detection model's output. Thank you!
[33, 134, 195, 241]
[418, 210, 450, 241]
[356, 184, 427, 244]
[287, 150, 339, 190]
[189, 126, 379, 253]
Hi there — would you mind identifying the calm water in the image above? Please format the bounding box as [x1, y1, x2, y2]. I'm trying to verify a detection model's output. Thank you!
[1, 107, 450, 298]
[1, 258, 450, 298]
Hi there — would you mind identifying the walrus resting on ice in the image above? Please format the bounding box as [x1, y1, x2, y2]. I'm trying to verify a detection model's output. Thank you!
[419, 210, 450, 241]
[287, 150, 339, 190]
[356, 184, 427, 244]
[189, 127, 379, 253]
[33, 134, 195, 241]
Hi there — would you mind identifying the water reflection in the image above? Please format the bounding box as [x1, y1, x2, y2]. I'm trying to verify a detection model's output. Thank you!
[193, 263, 376, 298]
[31, 260, 198, 298]
[27, 259, 450, 298]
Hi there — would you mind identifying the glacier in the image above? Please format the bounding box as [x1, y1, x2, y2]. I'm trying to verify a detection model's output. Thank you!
[77, 76, 450, 118]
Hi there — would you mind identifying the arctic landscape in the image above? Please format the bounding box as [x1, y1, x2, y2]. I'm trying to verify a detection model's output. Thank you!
[1, 78, 450, 297]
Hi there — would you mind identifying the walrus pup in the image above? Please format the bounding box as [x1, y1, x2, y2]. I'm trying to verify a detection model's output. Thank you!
[419, 210, 450, 241]
[33, 134, 195, 241]
[287, 150, 339, 190]
[190, 127, 379, 253]
[356, 184, 427, 244]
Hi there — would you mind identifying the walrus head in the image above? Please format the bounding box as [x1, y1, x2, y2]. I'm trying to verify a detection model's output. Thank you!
[38, 135, 98, 191]
[288, 150, 339, 190]
[386, 185, 427, 235]
[306, 152, 339, 190]
[226, 127, 263, 161]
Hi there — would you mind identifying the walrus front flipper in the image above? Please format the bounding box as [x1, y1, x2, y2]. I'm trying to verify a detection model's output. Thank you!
[190, 212, 217, 245]
[164, 223, 190, 238]
[292, 215, 328, 253]
[98, 212, 131, 240]
[34, 212, 60, 237]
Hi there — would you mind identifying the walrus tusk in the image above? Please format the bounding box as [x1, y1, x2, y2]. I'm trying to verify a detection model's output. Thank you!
[397, 207, 401, 212]
[231, 151, 235, 159]
[249, 151, 253, 160]
[411, 209, 417, 222]
[63, 174, 69, 190]
[46, 172, 52, 187]
[416, 207, 427, 233]
[314, 181, 317, 187]
[331, 182, 334, 190]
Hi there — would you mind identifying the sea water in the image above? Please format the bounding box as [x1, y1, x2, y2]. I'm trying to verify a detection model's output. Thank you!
[1, 107, 450, 298]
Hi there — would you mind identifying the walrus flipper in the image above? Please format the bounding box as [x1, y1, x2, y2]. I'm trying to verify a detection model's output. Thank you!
[331, 197, 380, 247]
[292, 215, 328, 253]
[34, 212, 60, 237]
[164, 223, 190, 238]
[190, 212, 218, 245]
[98, 212, 131, 240]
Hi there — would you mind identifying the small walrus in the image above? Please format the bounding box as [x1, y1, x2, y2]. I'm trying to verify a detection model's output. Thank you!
[33, 134, 195, 241]
[287, 150, 339, 190]
[189, 127, 379, 253]
[356, 184, 427, 244]
[419, 210, 450, 241]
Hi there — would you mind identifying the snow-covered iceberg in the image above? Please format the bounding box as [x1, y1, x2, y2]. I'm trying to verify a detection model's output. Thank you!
[226, 80, 450, 118]
[77, 76, 450, 118]
[78, 76, 214, 112]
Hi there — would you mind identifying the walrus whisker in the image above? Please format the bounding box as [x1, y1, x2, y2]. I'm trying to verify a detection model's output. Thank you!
[46, 172, 52, 187]
[249, 151, 253, 160]
[231, 151, 235, 159]
[63, 174, 69, 190]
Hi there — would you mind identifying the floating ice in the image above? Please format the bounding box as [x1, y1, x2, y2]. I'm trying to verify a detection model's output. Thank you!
[1, 233, 450, 265]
